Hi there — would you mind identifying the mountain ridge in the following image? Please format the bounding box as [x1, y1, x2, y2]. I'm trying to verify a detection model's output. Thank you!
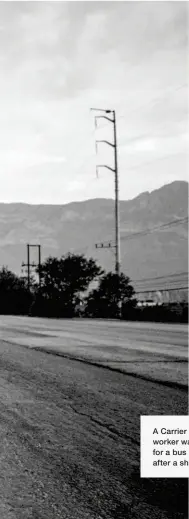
[0, 181, 188, 287]
[0, 179, 187, 208]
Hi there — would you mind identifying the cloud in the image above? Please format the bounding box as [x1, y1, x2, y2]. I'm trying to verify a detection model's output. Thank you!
[0, 150, 66, 170]
[121, 132, 188, 155]
[0, 1, 188, 203]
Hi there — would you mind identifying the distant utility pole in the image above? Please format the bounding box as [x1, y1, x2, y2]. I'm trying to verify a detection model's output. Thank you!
[22, 244, 42, 290]
[90, 108, 121, 276]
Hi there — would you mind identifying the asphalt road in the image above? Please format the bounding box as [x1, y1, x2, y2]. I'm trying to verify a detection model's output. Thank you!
[0, 316, 188, 519]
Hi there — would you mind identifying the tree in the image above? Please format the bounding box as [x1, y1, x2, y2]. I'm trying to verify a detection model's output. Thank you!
[0, 267, 33, 315]
[85, 271, 136, 318]
[32, 253, 103, 317]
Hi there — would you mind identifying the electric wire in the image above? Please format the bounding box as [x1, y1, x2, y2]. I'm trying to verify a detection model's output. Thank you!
[120, 216, 188, 242]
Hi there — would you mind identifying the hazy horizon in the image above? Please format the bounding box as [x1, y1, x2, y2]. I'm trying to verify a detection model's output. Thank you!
[0, 2, 188, 204]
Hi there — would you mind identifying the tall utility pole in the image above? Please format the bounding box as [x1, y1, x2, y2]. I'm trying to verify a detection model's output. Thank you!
[27, 243, 30, 290]
[90, 108, 121, 275]
[22, 244, 42, 290]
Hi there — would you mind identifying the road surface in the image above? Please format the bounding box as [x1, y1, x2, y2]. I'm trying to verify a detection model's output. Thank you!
[0, 316, 188, 519]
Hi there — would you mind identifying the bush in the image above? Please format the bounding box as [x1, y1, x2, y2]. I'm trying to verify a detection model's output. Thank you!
[122, 303, 188, 323]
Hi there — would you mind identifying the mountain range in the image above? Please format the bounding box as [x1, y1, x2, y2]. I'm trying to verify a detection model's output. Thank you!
[0, 180, 188, 292]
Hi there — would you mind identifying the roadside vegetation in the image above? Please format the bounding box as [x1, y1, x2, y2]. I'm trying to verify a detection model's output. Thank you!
[0, 255, 187, 322]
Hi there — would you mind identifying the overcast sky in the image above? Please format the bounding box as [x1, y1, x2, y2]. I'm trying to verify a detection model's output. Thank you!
[0, 1, 188, 204]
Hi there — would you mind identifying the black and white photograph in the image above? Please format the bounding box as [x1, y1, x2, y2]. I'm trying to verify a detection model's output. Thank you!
[0, 1, 188, 518]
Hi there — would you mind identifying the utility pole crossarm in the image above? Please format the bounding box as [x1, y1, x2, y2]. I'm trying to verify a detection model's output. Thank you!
[95, 241, 116, 249]
[95, 115, 114, 123]
[96, 140, 115, 148]
[90, 107, 112, 113]
[96, 164, 115, 173]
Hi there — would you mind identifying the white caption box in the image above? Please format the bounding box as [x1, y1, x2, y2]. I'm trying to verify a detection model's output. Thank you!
[140, 415, 189, 478]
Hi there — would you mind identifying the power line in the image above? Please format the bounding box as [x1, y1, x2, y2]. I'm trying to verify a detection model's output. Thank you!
[118, 83, 188, 120]
[134, 278, 188, 286]
[120, 216, 188, 242]
[134, 282, 188, 292]
[132, 271, 188, 284]
[135, 286, 188, 294]
[133, 282, 188, 290]
[123, 151, 187, 173]
[93, 83, 188, 150]
[72, 217, 188, 256]
[135, 282, 188, 291]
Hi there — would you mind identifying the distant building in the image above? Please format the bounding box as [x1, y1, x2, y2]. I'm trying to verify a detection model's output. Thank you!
[135, 288, 188, 306]
[137, 299, 157, 307]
